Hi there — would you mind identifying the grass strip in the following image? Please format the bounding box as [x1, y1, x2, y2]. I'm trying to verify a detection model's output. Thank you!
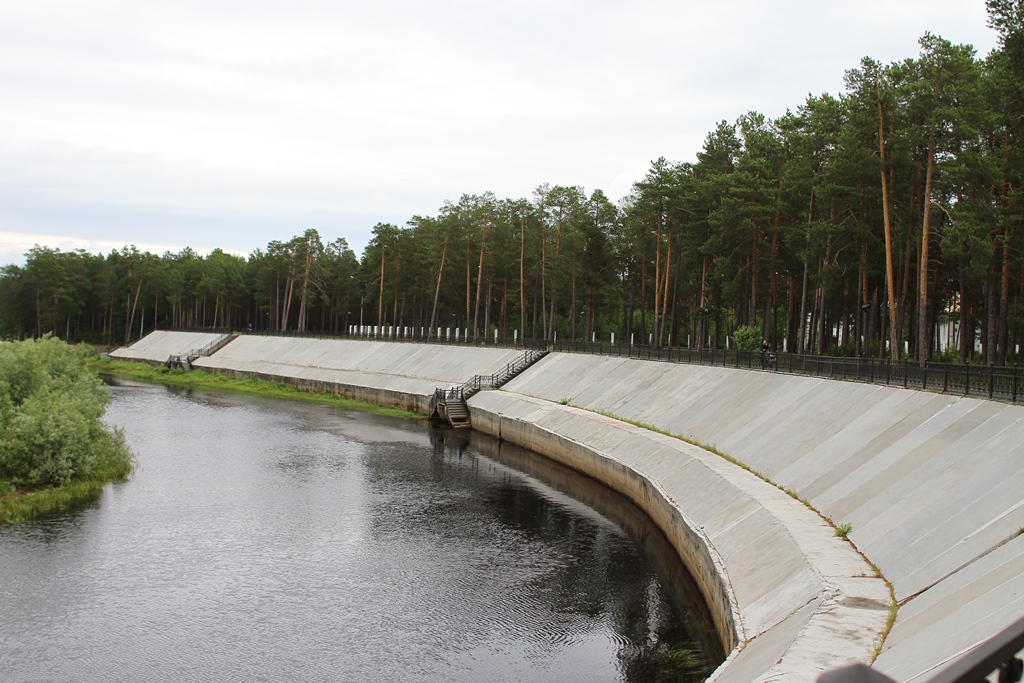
[89, 358, 422, 420]
[1, 442, 133, 525]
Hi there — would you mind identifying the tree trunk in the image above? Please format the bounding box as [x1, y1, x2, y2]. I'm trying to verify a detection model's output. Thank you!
[428, 237, 448, 337]
[799, 190, 815, 354]
[918, 111, 937, 365]
[877, 82, 899, 361]
[519, 216, 526, 339]
[473, 224, 486, 339]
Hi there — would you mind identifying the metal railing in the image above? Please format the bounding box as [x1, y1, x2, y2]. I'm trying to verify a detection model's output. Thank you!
[162, 327, 1022, 404]
[184, 332, 236, 362]
[539, 340, 1022, 404]
[459, 348, 548, 398]
[818, 614, 1024, 683]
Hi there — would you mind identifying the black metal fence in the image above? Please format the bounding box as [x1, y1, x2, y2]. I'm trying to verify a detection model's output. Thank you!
[159, 327, 1022, 404]
[818, 614, 1024, 683]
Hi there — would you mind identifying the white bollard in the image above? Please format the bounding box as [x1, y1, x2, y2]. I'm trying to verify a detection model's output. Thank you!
[611, 332, 615, 345]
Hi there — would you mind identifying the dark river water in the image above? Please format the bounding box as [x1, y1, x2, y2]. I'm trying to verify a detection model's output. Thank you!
[0, 380, 722, 682]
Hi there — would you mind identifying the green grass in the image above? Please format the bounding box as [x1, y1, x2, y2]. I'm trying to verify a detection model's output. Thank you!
[834, 522, 853, 539]
[1, 439, 133, 525]
[872, 594, 899, 662]
[90, 358, 422, 420]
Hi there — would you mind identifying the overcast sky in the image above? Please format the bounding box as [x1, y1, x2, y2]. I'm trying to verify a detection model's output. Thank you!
[0, 0, 999, 266]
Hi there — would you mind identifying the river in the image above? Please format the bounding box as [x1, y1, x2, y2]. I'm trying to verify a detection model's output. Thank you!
[0, 380, 721, 682]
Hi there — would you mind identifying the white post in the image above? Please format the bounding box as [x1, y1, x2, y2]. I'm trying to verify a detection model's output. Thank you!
[514, 329, 518, 344]
[554, 331, 557, 342]
[455, 328, 459, 341]
[592, 332, 595, 343]
[649, 333, 652, 344]
[783, 338, 788, 352]
[494, 329, 498, 343]
[446, 328, 450, 340]
[611, 332, 615, 345]
[630, 333, 634, 346]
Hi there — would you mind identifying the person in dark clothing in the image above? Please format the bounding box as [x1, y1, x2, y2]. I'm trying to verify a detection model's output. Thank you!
[760, 339, 773, 369]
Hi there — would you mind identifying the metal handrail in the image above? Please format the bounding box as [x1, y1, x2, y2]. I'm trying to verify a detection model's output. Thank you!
[163, 327, 1021, 404]
[184, 333, 235, 362]
[818, 615, 1024, 683]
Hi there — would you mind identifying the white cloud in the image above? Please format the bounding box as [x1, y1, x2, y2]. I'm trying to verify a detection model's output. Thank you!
[0, 0, 999, 265]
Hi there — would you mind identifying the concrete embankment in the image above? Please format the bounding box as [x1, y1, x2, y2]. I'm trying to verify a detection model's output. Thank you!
[112, 332, 1020, 681]
[108, 330, 227, 365]
[191, 335, 526, 414]
[500, 354, 1024, 682]
[470, 391, 889, 682]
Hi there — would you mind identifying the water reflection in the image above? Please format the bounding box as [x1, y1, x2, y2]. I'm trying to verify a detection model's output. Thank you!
[0, 381, 721, 682]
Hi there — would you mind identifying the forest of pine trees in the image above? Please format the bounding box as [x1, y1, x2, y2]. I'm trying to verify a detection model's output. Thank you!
[4, 2, 1024, 365]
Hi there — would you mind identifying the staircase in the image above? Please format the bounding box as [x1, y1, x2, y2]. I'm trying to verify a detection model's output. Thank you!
[166, 333, 237, 370]
[429, 348, 547, 428]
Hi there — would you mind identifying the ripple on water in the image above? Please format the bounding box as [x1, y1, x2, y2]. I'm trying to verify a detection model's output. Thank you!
[0, 383, 722, 682]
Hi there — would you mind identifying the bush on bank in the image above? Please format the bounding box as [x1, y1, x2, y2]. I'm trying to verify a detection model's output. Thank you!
[0, 337, 133, 523]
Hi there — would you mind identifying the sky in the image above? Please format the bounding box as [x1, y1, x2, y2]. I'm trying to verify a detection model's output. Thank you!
[0, 0, 1000, 267]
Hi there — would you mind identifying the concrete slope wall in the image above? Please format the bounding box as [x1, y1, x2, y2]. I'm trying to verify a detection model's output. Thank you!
[470, 391, 890, 682]
[109, 331, 227, 364]
[192, 335, 526, 413]
[502, 354, 1024, 682]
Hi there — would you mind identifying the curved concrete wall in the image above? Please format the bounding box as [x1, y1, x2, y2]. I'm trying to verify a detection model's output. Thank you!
[469, 391, 889, 682]
[502, 354, 1024, 682]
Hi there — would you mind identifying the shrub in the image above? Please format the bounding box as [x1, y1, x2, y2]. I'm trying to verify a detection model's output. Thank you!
[0, 337, 132, 487]
[732, 325, 761, 352]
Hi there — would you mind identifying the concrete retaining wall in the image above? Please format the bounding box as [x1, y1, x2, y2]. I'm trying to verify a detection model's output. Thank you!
[502, 354, 1024, 682]
[192, 335, 528, 413]
[470, 391, 889, 682]
[108, 331, 227, 365]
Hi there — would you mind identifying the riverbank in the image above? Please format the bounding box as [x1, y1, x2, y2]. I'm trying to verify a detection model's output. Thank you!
[0, 454, 132, 524]
[0, 339, 134, 525]
[90, 359, 422, 420]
